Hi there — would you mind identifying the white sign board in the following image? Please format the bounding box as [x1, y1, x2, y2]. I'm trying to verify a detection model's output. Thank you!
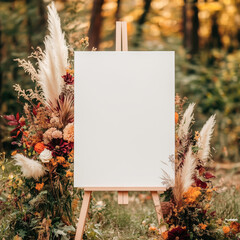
[74, 51, 175, 188]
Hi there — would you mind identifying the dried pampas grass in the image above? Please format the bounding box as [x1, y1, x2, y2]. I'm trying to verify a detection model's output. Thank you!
[178, 103, 195, 139]
[197, 115, 216, 163]
[37, 2, 68, 108]
[181, 146, 196, 192]
[13, 154, 46, 180]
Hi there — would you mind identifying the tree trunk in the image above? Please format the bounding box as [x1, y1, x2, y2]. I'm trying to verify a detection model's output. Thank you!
[88, 0, 105, 50]
[134, 0, 152, 47]
[183, 0, 199, 54]
[115, 0, 121, 21]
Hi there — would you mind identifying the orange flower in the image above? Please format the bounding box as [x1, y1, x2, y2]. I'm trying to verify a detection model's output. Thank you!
[11, 150, 18, 156]
[162, 231, 168, 239]
[230, 222, 240, 234]
[34, 142, 45, 154]
[148, 226, 157, 231]
[50, 158, 58, 167]
[56, 156, 66, 164]
[35, 183, 44, 191]
[223, 226, 230, 234]
[175, 112, 179, 124]
[199, 223, 207, 230]
[194, 131, 200, 141]
[66, 171, 73, 177]
[183, 187, 201, 204]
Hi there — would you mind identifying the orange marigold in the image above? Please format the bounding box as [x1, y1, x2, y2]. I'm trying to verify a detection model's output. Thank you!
[56, 156, 66, 164]
[175, 112, 179, 124]
[183, 187, 201, 204]
[223, 226, 230, 234]
[199, 223, 207, 230]
[35, 183, 44, 191]
[34, 142, 45, 154]
[66, 171, 73, 177]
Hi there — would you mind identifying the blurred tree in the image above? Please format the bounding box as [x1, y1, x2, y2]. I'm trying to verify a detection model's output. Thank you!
[134, 0, 152, 47]
[88, 0, 104, 50]
[183, 0, 199, 54]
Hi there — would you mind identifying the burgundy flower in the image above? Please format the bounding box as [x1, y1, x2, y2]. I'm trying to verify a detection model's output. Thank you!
[62, 72, 74, 85]
[204, 172, 215, 179]
[47, 138, 73, 157]
[195, 178, 207, 189]
[168, 227, 190, 240]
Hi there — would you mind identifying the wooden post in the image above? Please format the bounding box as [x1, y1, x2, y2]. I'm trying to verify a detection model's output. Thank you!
[75, 191, 92, 240]
[151, 191, 166, 233]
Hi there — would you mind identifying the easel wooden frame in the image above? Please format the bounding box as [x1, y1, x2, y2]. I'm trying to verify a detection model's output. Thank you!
[75, 21, 166, 240]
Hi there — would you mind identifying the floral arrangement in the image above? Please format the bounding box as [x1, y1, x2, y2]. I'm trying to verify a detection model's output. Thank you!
[1, 3, 82, 239]
[158, 95, 240, 240]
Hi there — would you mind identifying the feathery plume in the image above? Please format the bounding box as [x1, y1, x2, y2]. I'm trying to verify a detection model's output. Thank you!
[197, 115, 216, 163]
[173, 171, 184, 207]
[181, 146, 196, 192]
[37, 2, 68, 108]
[178, 103, 195, 139]
[13, 154, 46, 180]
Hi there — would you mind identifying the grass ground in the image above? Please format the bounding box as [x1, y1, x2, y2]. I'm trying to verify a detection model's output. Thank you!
[84, 168, 240, 240]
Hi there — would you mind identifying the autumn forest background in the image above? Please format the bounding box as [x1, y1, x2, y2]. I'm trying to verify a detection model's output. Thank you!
[1, 0, 240, 164]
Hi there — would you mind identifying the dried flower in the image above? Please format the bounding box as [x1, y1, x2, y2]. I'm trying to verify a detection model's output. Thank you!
[43, 128, 57, 144]
[34, 142, 45, 154]
[63, 123, 74, 142]
[52, 130, 62, 139]
[39, 149, 52, 163]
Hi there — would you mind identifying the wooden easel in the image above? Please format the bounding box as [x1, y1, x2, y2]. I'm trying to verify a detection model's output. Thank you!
[75, 22, 166, 240]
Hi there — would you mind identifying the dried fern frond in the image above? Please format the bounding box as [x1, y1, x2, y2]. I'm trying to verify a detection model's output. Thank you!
[197, 115, 216, 163]
[56, 94, 74, 127]
[14, 59, 39, 82]
[178, 103, 195, 139]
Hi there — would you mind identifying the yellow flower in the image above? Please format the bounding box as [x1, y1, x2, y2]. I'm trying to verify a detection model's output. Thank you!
[66, 171, 73, 177]
[199, 223, 207, 230]
[223, 226, 230, 234]
[183, 187, 201, 204]
[35, 183, 44, 191]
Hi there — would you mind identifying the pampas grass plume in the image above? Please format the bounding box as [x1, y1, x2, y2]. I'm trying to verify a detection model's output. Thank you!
[13, 154, 46, 180]
[178, 103, 195, 139]
[197, 114, 216, 163]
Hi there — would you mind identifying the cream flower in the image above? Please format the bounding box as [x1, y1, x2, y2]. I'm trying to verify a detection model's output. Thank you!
[63, 123, 74, 142]
[39, 149, 52, 163]
[52, 130, 63, 139]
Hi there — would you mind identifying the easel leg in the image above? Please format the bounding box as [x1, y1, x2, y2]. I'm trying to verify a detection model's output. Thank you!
[75, 191, 92, 240]
[151, 191, 167, 233]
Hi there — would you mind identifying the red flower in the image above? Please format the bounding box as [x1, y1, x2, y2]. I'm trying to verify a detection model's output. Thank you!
[205, 172, 215, 179]
[195, 178, 207, 189]
[168, 227, 190, 240]
[62, 72, 74, 85]
[47, 138, 73, 157]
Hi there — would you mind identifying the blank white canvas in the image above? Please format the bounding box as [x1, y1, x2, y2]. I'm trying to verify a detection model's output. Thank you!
[74, 51, 175, 188]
